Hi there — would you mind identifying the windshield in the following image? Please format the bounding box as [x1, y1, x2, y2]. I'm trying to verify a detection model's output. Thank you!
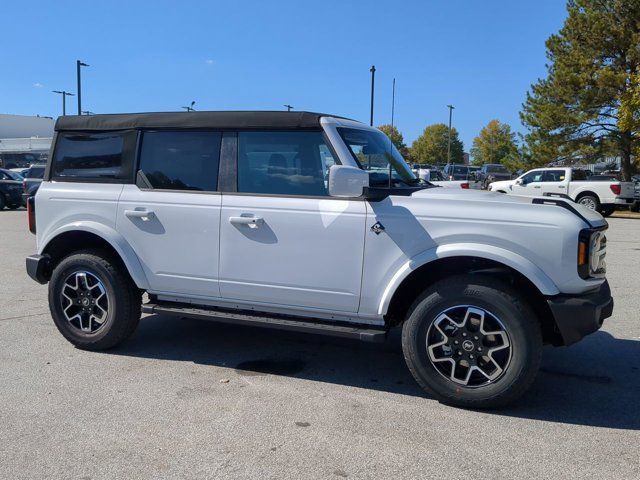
[487, 165, 508, 173]
[337, 127, 418, 187]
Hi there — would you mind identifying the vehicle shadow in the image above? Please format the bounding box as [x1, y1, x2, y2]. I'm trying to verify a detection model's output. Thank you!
[111, 314, 639, 430]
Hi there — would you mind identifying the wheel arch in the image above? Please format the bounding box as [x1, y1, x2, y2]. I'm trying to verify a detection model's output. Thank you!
[40, 223, 149, 289]
[574, 190, 600, 203]
[381, 249, 563, 345]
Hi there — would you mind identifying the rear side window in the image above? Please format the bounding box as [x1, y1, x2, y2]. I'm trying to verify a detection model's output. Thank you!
[52, 132, 134, 181]
[542, 170, 566, 182]
[138, 131, 222, 192]
[237, 131, 335, 196]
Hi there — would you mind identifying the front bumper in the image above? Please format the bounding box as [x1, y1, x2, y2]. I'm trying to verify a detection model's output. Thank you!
[25, 254, 51, 284]
[547, 280, 613, 345]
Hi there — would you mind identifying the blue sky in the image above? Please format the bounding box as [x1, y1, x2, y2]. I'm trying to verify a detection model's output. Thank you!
[0, 0, 566, 150]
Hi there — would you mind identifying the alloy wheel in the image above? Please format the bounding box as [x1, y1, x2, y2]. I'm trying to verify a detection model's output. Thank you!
[426, 305, 511, 387]
[60, 271, 110, 333]
[579, 197, 597, 210]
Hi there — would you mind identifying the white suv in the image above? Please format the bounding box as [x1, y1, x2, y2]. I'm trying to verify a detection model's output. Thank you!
[26, 111, 613, 408]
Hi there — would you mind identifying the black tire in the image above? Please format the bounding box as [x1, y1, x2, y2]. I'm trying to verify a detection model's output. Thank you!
[0, 194, 5, 210]
[48, 249, 142, 350]
[600, 206, 615, 217]
[631, 202, 639, 213]
[402, 275, 542, 409]
[576, 193, 600, 212]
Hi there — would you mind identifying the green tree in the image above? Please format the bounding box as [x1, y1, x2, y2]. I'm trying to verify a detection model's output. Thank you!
[521, 0, 640, 180]
[377, 124, 410, 158]
[410, 123, 464, 164]
[470, 120, 519, 166]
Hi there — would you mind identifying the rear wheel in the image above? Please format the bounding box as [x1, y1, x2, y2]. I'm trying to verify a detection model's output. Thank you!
[48, 250, 141, 350]
[577, 194, 600, 211]
[402, 275, 542, 408]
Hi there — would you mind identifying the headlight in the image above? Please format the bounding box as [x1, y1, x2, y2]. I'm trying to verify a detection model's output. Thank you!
[578, 229, 607, 279]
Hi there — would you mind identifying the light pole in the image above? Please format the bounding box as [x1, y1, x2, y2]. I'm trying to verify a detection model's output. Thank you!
[181, 101, 196, 112]
[369, 65, 376, 126]
[284, 104, 293, 112]
[391, 78, 396, 128]
[76, 60, 89, 115]
[447, 104, 455, 165]
[53, 90, 75, 116]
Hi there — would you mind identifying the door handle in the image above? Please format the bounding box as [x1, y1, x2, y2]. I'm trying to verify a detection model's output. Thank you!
[229, 215, 264, 228]
[533, 186, 541, 189]
[125, 209, 155, 221]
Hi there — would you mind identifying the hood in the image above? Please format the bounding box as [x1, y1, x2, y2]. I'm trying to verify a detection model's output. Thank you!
[407, 187, 606, 228]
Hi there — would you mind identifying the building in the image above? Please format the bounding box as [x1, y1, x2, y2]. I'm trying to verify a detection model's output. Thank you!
[0, 114, 54, 167]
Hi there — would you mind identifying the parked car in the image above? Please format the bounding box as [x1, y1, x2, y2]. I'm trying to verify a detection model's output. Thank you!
[442, 164, 473, 180]
[21, 165, 46, 205]
[477, 164, 512, 189]
[631, 175, 640, 213]
[489, 167, 635, 216]
[427, 170, 470, 189]
[0, 168, 24, 210]
[0, 152, 44, 169]
[10, 167, 30, 177]
[26, 111, 613, 409]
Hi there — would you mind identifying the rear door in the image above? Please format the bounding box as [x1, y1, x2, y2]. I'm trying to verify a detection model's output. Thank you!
[116, 130, 223, 298]
[218, 130, 366, 313]
[540, 169, 569, 196]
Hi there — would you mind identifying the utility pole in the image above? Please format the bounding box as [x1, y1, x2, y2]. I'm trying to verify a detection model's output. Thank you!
[284, 104, 293, 112]
[76, 60, 89, 115]
[53, 90, 75, 116]
[447, 104, 455, 164]
[369, 65, 376, 126]
[391, 78, 396, 128]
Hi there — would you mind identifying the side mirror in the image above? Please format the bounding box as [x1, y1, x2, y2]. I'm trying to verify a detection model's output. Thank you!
[328, 165, 369, 198]
[516, 179, 523, 185]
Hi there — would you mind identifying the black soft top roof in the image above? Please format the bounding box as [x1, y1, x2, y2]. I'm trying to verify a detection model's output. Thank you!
[54, 111, 351, 132]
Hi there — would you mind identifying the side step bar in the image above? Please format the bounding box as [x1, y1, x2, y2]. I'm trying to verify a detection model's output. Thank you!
[142, 302, 388, 343]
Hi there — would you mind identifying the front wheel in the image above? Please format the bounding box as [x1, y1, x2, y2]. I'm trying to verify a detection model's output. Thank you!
[48, 250, 142, 350]
[402, 275, 542, 409]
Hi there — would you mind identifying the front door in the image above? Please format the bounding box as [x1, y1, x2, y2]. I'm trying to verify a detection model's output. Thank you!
[116, 130, 223, 298]
[512, 170, 544, 196]
[218, 131, 366, 313]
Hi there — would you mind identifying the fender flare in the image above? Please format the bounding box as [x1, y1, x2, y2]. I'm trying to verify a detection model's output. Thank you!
[377, 243, 560, 315]
[39, 221, 150, 289]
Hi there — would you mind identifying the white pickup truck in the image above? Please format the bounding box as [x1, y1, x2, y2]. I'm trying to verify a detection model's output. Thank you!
[489, 167, 635, 216]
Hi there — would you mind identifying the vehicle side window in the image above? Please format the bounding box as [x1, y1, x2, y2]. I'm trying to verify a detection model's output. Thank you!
[521, 171, 544, 184]
[542, 170, 566, 182]
[237, 131, 335, 196]
[52, 131, 135, 182]
[571, 169, 588, 180]
[0, 171, 8, 180]
[138, 131, 221, 192]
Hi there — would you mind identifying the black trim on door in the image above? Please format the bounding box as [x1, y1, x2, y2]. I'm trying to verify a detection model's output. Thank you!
[218, 132, 238, 192]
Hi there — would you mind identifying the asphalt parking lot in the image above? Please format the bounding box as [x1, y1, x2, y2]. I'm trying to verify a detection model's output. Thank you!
[0, 209, 638, 479]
